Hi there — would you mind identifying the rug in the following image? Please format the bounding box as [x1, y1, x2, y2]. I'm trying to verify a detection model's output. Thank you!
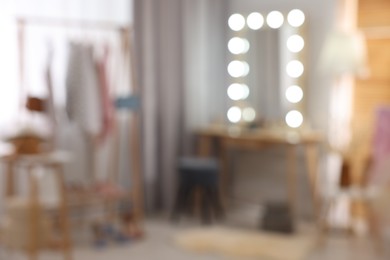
[174, 227, 314, 260]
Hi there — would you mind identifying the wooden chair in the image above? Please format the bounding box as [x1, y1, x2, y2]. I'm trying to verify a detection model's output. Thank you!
[0, 151, 72, 260]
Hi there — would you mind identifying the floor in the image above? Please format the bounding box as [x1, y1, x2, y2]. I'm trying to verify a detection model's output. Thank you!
[1, 149, 386, 259]
[1, 213, 386, 260]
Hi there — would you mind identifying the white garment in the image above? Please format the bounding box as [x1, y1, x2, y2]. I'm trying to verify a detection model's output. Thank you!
[65, 43, 102, 136]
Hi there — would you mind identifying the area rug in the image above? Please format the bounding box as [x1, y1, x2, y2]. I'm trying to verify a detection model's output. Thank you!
[174, 227, 314, 260]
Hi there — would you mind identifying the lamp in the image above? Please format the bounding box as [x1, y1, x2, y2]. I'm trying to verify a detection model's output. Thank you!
[320, 29, 368, 153]
[320, 29, 368, 78]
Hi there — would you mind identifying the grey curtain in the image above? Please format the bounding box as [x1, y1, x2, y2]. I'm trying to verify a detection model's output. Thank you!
[134, 0, 184, 212]
[134, 0, 227, 212]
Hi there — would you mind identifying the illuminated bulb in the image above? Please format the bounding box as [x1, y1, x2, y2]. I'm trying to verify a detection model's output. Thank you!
[285, 85, 303, 103]
[247, 12, 264, 30]
[243, 107, 256, 122]
[228, 13, 245, 31]
[244, 40, 250, 53]
[285, 110, 303, 128]
[228, 61, 249, 78]
[227, 106, 242, 123]
[287, 35, 304, 53]
[286, 60, 304, 78]
[227, 83, 250, 100]
[227, 83, 242, 100]
[241, 84, 250, 99]
[287, 9, 305, 27]
[266, 11, 284, 29]
[228, 37, 250, 54]
[243, 62, 250, 76]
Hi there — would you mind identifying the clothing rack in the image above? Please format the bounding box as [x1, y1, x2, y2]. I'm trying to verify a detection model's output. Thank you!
[15, 15, 145, 239]
[16, 17, 130, 31]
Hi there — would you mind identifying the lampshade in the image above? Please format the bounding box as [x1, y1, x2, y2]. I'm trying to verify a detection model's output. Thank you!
[320, 30, 368, 77]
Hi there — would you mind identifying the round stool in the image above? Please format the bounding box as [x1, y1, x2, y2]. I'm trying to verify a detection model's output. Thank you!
[172, 157, 223, 224]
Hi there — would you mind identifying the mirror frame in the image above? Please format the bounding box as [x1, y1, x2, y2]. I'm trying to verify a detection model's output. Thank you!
[226, 9, 307, 129]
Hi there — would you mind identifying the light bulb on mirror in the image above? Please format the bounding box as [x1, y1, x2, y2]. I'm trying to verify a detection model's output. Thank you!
[242, 107, 256, 122]
[287, 9, 305, 28]
[266, 11, 284, 29]
[228, 60, 249, 78]
[227, 83, 250, 100]
[241, 84, 250, 99]
[227, 106, 242, 123]
[243, 62, 250, 76]
[228, 13, 245, 31]
[285, 85, 303, 103]
[228, 37, 250, 54]
[247, 12, 264, 30]
[287, 35, 304, 53]
[285, 110, 303, 128]
[286, 60, 304, 78]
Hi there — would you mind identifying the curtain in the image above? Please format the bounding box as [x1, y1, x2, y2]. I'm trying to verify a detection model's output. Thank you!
[134, 0, 227, 212]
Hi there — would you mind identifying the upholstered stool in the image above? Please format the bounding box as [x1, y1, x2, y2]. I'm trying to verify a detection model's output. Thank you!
[172, 157, 223, 224]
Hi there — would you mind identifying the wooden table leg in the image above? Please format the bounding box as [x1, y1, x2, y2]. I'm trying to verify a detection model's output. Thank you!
[286, 145, 297, 217]
[129, 112, 145, 231]
[219, 140, 229, 209]
[364, 199, 384, 256]
[198, 135, 213, 157]
[5, 160, 15, 198]
[304, 143, 321, 221]
[27, 165, 39, 260]
[55, 165, 72, 260]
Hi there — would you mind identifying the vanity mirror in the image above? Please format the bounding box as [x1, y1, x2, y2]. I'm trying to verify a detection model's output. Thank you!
[226, 9, 306, 129]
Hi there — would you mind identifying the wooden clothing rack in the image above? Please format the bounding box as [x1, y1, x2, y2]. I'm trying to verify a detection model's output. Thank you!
[15, 15, 145, 240]
[16, 17, 129, 31]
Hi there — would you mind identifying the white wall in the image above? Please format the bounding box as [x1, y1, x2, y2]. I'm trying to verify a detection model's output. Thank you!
[9, 0, 132, 24]
[183, 0, 228, 130]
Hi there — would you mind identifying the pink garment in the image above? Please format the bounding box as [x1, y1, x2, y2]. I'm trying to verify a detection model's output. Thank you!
[371, 106, 390, 183]
[45, 51, 57, 150]
[45, 48, 57, 124]
[96, 46, 115, 143]
[94, 181, 126, 200]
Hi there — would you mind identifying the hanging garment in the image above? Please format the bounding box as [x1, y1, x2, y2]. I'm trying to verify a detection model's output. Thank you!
[371, 106, 390, 184]
[45, 48, 57, 127]
[96, 45, 115, 143]
[109, 32, 133, 97]
[65, 43, 102, 137]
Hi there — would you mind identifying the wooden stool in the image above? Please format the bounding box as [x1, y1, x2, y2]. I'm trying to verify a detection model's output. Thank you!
[172, 157, 224, 224]
[0, 151, 72, 260]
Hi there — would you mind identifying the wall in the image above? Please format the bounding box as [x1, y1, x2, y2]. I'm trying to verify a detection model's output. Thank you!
[8, 0, 132, 24]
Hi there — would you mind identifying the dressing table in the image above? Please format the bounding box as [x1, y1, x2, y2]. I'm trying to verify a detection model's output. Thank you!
[196, 125, 324, 220]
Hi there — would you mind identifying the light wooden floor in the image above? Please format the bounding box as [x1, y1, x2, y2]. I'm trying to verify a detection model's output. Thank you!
[1, 217, 386, 260]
